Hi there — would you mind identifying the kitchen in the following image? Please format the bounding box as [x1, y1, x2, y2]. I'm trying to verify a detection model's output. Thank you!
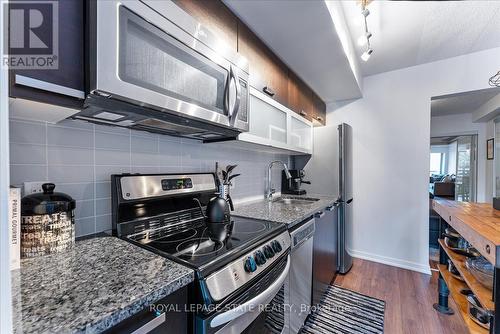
[2, 1, 500, 334]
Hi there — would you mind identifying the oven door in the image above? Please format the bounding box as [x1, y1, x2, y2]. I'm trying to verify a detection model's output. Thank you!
[89, 0, 249, 132]
[198, 255, 290, 334]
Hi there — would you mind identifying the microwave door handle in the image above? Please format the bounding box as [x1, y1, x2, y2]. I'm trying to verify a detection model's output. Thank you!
[230, 66, 241, 121]
[210, 254, 290, 328]
[224, 66, 241, 123]
[224, 70, 231, 117]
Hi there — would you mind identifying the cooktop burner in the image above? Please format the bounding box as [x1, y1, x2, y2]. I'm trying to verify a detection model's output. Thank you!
[140, 216, 286, 273]
[232, 221, 266, 234]
[175, 238, 223, 257]
[153, 229, 198, 244]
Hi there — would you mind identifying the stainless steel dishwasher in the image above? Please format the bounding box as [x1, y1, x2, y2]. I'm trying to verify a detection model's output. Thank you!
[288, 217, 315, 334]
[312, 202, 339, 306]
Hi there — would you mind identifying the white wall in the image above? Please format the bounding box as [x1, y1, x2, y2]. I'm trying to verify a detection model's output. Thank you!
[431, 112, 494, 202]
[327, 47, 500, 274]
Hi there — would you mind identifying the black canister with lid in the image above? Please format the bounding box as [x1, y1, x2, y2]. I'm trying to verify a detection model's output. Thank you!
[21, 183, 76, 258]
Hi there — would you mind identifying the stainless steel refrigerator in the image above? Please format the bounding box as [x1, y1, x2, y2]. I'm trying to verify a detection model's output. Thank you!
[337, 123, 353, 274]
[302, 122, 353, 277]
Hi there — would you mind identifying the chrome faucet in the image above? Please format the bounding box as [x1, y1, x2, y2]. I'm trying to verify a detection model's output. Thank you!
[267, 160, 292, 201]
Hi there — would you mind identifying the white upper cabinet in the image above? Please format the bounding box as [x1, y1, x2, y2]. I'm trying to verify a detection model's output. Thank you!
[244, 91, 288, 146]
[289, 113, 313, 152]
[237, 87, 313, 155]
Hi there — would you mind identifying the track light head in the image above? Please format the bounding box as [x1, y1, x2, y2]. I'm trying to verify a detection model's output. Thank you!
[357, 32, 372, 47]
[361, 48, 373, 62]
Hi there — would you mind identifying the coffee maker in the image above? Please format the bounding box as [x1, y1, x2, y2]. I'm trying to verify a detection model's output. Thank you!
[281, 169, 310, 195]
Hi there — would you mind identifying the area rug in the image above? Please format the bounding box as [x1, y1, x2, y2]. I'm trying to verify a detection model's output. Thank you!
[300, 285, 385, 334]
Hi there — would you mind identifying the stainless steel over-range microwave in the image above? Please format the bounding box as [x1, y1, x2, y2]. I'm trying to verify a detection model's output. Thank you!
[74, 0, 250, 141]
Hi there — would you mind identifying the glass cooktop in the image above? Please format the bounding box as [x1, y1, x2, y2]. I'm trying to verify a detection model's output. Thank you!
[138, 216, 286, 274]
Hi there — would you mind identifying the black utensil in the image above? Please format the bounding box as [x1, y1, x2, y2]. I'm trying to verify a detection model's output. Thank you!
[222, 170, 228, 182]
[227, 194, 234, 211]
[215, 162, 221, 186]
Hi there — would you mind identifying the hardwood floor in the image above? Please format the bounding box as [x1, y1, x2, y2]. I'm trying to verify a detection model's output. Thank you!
[334, 258, 469, 334]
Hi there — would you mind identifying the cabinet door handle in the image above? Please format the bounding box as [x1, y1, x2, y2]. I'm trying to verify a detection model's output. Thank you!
[263, 86, 275, 97]
[14, 74, 85, 99]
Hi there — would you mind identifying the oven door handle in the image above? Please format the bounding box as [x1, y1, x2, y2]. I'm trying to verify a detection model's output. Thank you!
[210, 254, 290, 328]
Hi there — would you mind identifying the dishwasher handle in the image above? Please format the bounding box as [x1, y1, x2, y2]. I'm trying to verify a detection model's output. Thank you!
[314, 211, 325, 219]
[290, 217, 315, 249]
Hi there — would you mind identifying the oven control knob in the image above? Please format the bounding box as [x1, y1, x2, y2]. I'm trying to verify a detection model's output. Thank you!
[244, 257, 257, 273]
[255, 250, 267, 266]
[263, 245, 275, 259]
[271, 240, 282, 253]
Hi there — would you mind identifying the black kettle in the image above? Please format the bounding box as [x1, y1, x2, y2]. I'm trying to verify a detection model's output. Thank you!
[193, 195, 231, 242]
[193, 194, 230, 224]
[206, 196, 230, 223]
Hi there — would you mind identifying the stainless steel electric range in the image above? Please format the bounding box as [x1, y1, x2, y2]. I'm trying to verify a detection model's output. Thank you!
[111, 173, 291, 334]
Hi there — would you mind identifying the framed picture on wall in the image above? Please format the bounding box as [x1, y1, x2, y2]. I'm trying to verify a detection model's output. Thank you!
[487, 138, 494, 160]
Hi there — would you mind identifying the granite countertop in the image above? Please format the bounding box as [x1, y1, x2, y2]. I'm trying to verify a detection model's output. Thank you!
[233, 194, 337, 228]
[12, 235, 194, 334]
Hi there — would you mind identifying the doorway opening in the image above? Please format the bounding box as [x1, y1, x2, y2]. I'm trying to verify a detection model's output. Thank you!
[428, 135, 478, 264]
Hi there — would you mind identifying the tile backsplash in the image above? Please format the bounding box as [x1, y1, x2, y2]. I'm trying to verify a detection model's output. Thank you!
[9, 118, 290, 237]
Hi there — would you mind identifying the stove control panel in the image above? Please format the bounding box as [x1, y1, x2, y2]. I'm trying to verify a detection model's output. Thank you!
[205, 231, 291, 302]
[119, 174, 216, 200]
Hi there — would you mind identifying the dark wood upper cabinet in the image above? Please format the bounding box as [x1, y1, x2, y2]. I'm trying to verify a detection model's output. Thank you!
[287, 71, 313, 121]
[9, 0, 85, 109]
[312, 91, 326, 125]
[172, 0, 238, 52]
[237, 23, 289, 106]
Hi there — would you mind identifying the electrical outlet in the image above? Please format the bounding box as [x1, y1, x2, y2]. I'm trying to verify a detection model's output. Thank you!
[23, 182, 46, 195]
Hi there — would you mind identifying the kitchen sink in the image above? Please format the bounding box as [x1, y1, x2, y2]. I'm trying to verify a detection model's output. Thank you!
[273, 197, 320, 205]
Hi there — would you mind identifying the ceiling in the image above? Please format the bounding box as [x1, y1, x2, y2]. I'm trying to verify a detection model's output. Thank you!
[341, 1, 500, 76]
[224, 1, 500, 102]
[431, 87, 500, 117]
[224, 0, 363, 102]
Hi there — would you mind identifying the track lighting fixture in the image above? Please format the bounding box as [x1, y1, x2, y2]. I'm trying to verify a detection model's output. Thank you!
[358, 1, 373, 62]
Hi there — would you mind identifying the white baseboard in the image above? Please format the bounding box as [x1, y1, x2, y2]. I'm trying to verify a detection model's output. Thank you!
[347, 248, 432, 275]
